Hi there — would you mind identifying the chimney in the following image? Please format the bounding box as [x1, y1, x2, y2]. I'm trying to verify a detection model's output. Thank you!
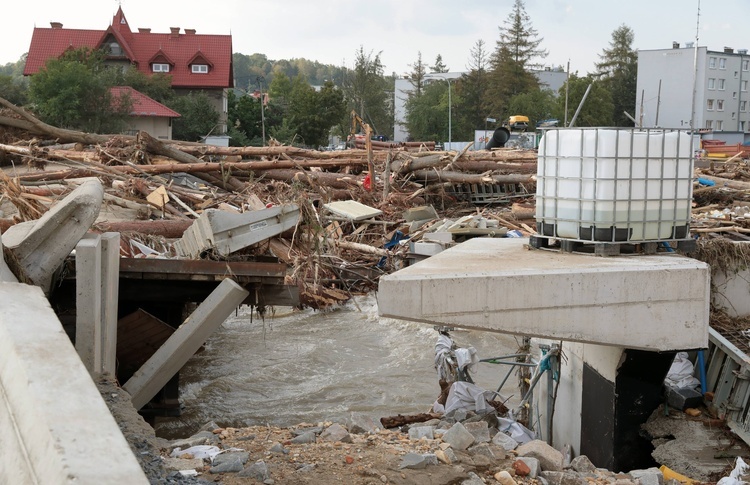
[725, 46, 734, 54]
[739, 49, 748, 55]
[138, 28, 151, 33]
[170, 27, 180, 38]
[672, 41, 680, 49]
[185, 28, 196, 35]
[50, 22, 63, 29]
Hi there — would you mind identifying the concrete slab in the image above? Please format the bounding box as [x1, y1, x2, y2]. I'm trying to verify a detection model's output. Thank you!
[0, 282, 147, 484]
[123, 278, 249, 409]
[0, 230, 18, 282]
[174, 204, 300, 258]
[378, 238, 709, 351]
[2, 179, 103, 293]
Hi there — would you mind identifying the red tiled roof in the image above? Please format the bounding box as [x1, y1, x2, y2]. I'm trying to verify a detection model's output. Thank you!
[110, 86, 181, 118]
[24, 7, 233, 89]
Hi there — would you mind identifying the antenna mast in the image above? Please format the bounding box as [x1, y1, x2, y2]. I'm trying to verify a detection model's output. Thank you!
[689, 0, 701, 133]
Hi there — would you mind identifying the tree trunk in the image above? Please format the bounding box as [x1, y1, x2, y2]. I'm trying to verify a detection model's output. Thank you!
[260, 169, 361, 189]
[410, 169, 535, 185]
[380, 413, 442, 429]
[93, 219, 193, 238]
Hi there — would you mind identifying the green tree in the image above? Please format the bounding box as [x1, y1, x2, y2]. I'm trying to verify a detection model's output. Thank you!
[407, 52, 427, 97]
[595, 24, 638, 126]
[506, 88, 556, 128]
[487, 0, 546, 116]
[0, 75, 28, 105]
[28, 48, 130, 133]
[120, 68, 173, 104]
[342, 47, 393, 138]
[431, 54, 449, 73]
[557, 74, 613, 127]
[168, 92, 220, 141]
[227, 89, 263, 146]
[405, 80, 448, 142]
[455, 40, 491, 139]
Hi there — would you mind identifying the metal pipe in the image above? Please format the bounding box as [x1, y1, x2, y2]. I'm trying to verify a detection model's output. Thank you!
[568, 83, 592, 127]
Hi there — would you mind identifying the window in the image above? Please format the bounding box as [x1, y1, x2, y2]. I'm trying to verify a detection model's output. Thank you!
[717, 120, 724, 130]
[743, 80, 748, 92]
[709, 57, 717, 68]
[742, 100, 747, 111]
[707, 99, 714, 110]
[718, 99, 725, 111]
[743, 59, 749, 71]
[720, 58, 727, 69]
[742, 121, 746, 131]
[109, 42, 122, 56]
[732, 112, 736, 120]
[736, 71, 739, 78]
[191, 64, 208, 74]
[152, 63, 170, 73]
[706, 120, 713, 129]
[708, 78, 716, 90]
[733, 92, 738, 99]
[719, 79, 726, 90]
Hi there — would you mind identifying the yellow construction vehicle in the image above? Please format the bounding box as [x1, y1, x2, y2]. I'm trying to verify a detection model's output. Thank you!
[503, 115, 530, 132]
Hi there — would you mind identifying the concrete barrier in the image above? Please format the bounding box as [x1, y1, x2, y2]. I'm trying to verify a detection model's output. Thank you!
[0, 282, 147, 484]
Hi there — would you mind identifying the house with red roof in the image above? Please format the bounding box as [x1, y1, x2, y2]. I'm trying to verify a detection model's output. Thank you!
[24, 7, 233, 136]
[110, 86, 181, 140]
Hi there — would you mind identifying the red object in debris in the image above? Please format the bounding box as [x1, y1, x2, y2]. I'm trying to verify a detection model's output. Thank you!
[513, 459, 531, 476]
[363, 173, 371, 191]
[344, 455, 354, 464]
[266, 203, 274, 208]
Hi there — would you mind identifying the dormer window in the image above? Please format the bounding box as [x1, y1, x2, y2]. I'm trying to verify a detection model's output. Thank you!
[153, 63, 170, 73]
[109, 42, 123, 56]
[192, 64, 209, 74]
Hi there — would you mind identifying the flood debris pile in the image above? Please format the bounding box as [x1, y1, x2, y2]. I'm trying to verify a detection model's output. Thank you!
[100, 369, 674, 485]
[0, 97, 538, 309]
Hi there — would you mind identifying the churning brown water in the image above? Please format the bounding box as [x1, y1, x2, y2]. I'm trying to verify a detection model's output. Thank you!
[155, 295, 522, 439]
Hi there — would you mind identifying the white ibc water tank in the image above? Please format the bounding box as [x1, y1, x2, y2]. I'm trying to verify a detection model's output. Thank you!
[535, 129, 694, 242]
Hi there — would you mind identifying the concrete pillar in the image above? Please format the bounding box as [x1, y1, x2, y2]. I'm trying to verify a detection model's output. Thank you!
[100, 232, 120, 375]
[124, 278, 249, 409]
[0, 282, 147, 484]
[539, 341, 675, 471]
[75, 235, 102, 373]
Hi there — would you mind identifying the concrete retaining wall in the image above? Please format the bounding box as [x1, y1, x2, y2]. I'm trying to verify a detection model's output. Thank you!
[0, 282, 147, 484]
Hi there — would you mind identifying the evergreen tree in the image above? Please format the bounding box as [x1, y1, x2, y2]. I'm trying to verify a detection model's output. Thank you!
[595, 24, 638, 126]
[431, 54, 449, 73]
[487, 0, 546, 116]
[341, 47, 393, 138]
[407, 51, 427, 97]
[455, 40, 491, 138]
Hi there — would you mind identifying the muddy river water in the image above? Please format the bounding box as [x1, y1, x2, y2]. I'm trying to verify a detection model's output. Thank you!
[155, 295, 522, 439]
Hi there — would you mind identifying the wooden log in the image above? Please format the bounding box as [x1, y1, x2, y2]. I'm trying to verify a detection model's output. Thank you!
[411, 169, 535, 185]
[0, 97, 133, 146]
[697, 174, 750, 191]
[261, 169, 361, 189]
[93, 219, 193, 238]
[452, 160, 537, 173]
[380, 413, 442, 429]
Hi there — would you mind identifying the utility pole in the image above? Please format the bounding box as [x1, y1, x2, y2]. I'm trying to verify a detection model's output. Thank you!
[257, 76, 266, 146]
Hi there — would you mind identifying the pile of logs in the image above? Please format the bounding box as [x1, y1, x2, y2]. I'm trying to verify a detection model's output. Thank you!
[0, 96, 539, 308]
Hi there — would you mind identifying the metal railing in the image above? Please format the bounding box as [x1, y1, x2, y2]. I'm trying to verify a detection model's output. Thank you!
[705, 327, 750, 444]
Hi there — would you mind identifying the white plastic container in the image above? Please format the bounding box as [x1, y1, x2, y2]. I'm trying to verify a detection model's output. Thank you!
[535, 129, 694, 242]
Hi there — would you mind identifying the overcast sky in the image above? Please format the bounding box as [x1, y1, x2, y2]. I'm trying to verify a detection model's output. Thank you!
[2, 0, 747, 77]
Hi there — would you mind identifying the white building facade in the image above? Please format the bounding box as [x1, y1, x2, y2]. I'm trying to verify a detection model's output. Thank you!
[636, 44, 750, 133]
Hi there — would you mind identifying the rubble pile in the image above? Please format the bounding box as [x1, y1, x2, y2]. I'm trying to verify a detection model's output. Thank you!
[0, 99, 538, 309]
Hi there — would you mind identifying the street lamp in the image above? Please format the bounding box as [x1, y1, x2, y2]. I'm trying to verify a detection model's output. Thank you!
[443, 78, 453, 146]
[256, 76, 266, 146]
